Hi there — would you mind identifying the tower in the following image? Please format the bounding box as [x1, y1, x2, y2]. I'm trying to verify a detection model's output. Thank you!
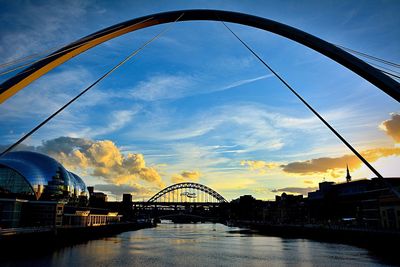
[346, 164, 352, 183]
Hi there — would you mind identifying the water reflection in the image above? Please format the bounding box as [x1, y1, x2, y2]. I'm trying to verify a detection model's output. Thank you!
[1, 223, 393, 267]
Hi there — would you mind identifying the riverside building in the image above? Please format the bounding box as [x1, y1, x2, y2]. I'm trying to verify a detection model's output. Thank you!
[0, 151, 120, 229]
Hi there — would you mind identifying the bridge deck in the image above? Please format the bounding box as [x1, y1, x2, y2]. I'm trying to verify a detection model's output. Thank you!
[133, 202, 223, 206]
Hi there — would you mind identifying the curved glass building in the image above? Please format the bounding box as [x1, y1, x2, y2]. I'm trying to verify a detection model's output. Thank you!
[0, 151, 88, 201]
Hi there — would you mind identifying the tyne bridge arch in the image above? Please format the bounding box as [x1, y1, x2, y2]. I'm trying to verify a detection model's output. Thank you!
[132, 182, 227, 214]
[148, 182, 227, 204]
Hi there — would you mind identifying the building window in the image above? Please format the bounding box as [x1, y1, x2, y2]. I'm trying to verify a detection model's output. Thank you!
[0, 167, 34, 197]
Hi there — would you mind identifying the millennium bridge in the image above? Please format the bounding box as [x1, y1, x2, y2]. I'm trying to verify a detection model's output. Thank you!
[0, 10, 399, 196]
[1, 9, 399, 182]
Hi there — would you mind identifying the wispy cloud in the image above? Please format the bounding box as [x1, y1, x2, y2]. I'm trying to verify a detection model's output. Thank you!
[130, 74, 196, 101]
[271, 187, 317, 196]
[125, 101, 370, 160]
[0, 67, 94, 119]
[0, 63, 142, 144]
[240, 160, 280, 174]
[0, 1, 91, 62]
[129, 73, 272, 101]
[218, 74, 273, 91]
[89, 108, 140, 137]
[124, 104, 285, 153]
[171, 170, 201, 183]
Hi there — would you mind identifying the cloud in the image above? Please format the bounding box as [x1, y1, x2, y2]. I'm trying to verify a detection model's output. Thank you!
[240, 160, 280, 174]
[0, 68, 94, 120]
[129, 73, 272, 102]
[171, 170, 201, 183]
[281, 147, 400, 177]
[40, 136, 93, 155]
[93, 183, 154, 200]
[37, 136, 166, 188]
[130, 74, 195, 101]
[271, 187, 318, 196]
[0, 1, 91, 62]
[241, 146, 400, 179]
[380, 113, 400, 143]
[128, 104, 285, 153]
[90, 109, 139, 137]
[219, 74, 273, 91]
[0, 63, 140, 144]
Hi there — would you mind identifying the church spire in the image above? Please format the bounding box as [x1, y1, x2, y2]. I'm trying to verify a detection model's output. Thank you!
[346, 164, 352, 183]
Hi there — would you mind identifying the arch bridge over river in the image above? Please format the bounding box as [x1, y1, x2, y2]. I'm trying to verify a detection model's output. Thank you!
[133, 182, 228, 222]
[134, 182, 227, 208]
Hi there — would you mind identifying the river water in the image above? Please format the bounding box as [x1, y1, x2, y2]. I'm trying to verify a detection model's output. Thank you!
[1, 222, 396, 266]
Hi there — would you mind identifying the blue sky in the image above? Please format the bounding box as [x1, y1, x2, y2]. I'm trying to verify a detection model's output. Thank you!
[0, 0, 399, 200]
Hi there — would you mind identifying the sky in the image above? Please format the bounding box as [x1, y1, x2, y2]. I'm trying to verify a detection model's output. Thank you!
[0, 0, 399, 201]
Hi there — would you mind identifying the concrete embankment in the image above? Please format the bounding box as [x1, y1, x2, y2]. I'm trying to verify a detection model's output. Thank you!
[0, 222, 154, 257]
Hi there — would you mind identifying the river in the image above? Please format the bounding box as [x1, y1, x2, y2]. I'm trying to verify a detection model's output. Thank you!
[1, 222, 396, 266]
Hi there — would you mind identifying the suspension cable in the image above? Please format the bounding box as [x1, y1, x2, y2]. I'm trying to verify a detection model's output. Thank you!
[220, 21, 385, 176]
[0, 44, 63, 69]
[0, 17, 154, 77]
[379, 69, 400, 80]
[220, 21, 400, 199]
[0, 13, 184, 157]
[335, 44, 400, 69]
[365, 60, 400, 79]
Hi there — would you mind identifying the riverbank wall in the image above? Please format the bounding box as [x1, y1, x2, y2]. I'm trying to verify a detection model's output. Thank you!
[0, 221, 154, 257]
